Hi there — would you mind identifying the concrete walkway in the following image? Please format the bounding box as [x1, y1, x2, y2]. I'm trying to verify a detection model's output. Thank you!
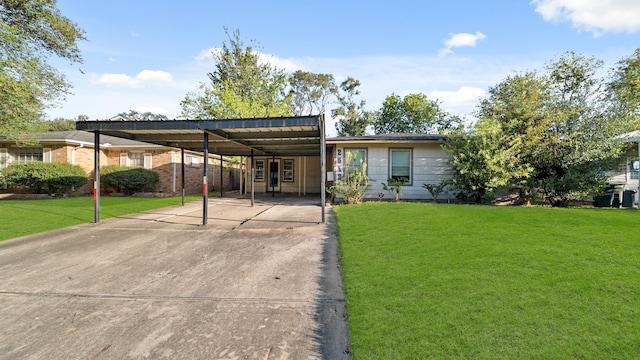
[0, 195, 350, 359]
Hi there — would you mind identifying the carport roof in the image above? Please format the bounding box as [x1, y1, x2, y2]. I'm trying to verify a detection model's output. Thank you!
[75, 115, 324, 157]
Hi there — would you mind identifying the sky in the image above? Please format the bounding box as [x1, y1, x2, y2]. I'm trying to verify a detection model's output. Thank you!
[48, 0, 640, 136]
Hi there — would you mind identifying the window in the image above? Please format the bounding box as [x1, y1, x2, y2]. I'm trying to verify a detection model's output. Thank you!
[390, 149, 412, 184]
[255, 160, 265, 181]
[630, 159, 639, 180]
[128, 152, 144, 167]
[8, 148, 50, 164]
[0, 148, 7, 169]
[345, 149, 367, 176]
[120, 152, 152, 169]
[283, 159, 294, 181]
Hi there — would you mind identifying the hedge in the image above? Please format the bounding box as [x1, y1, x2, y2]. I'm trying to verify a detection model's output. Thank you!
[100, 165, 159, 195]
[1, 162, 89, 194]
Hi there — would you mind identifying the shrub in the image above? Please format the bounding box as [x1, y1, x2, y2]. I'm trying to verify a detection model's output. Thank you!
[422, 179, 451, 202]
[100, 165, 159, 195]
[381, 177, 408, 201]
[328, 152, 371, 204]
[1, 162, 89, 194]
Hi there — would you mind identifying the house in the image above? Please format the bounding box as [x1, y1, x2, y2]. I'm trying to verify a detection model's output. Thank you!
[0, 131, 240, 195]
[325, 133, 454, 201]
[602, 131, 640, 207]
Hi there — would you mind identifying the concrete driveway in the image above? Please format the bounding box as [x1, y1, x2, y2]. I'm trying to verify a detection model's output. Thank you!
[0, 195, 350, 359]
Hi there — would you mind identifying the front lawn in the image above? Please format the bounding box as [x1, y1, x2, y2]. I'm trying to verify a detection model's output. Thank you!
[0, 194, 207, 241]
[334, 203, 640, 359]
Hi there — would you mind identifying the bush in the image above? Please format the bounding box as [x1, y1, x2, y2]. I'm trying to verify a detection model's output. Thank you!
[1, 162, 89, 194]
[100, 165, 159, 195]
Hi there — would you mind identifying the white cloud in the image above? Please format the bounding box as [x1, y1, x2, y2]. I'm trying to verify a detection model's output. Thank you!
[440, 32, 487, 56]
[92, 70, 173, 88]
[194, 47, 304, 72]
[430, 87, 486, 107]
[532, 0, 640, 34]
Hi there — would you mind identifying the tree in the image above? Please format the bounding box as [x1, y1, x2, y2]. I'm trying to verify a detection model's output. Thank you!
[288, 70, 336, 116]
[1, 0, 85, 138]
[448, 52, 627, 207]
[117, 110, 169, 121]
[180, 29, 291, 119]
[535, 52, 624, 206]
[332, 77, 374, 136]
[608, 48, 640, 128]
[374, 93, 457, 134]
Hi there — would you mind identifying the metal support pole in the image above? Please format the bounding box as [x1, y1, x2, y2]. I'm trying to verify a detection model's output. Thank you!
[93, 131, 100, 223]
[181, 148, 185, 206]
[637, 141, 640, 209]
[251, 149, 254, 207]
[203, 132, 208, 225]
[220, 154, 224, 197]
[272, 155, 275, 198]
[320, 115, 326, 223]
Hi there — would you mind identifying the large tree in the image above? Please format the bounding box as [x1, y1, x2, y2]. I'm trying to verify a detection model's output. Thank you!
[288, 70, 336, 116]
[180, 29, 291, 119]
[374, 93, 457, 134]
[332, 77, 374, 137]
[608, 48, 640, 128]
[448, 52, 627, 207]
[1, 0, 85, 138]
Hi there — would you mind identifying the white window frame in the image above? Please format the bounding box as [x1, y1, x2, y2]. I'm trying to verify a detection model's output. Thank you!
[255, 160, 265, 181]
[630, 158, 639, 180]
[283, 159, 294, 182]
[8, 147, 50, 164]
[0, 148, 7, 169]
[121, 151, 152, 169]
[389, 148, 413, 185]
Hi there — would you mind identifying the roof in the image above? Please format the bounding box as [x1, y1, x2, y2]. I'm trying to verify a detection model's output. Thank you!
[327, 133, 447, 143]
[619, 130, 640, 143]
[0, 130, 165, 149]
[76, 115, 324, 157]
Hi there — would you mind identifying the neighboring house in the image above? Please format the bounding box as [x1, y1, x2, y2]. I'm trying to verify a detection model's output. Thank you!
[326, 134, 454, 201]
[0, 131, 239, 195]
[603, 131, 640, 206]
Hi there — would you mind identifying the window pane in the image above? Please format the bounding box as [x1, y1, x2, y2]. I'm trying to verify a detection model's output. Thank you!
[631, 160, 639, 180]
[391, 149, 411, 182]
[283, 160, 294, 181]
[346, 149, 366, 175]
[255, 160, 265, 180]
[128, 152, 144, 167]
[11, 148, 43, 163]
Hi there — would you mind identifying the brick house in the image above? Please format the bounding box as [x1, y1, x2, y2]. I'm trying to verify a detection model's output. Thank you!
[0, 131, 240, 195]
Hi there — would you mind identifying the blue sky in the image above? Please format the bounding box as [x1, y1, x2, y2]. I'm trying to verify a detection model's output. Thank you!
[49, 0, 640, 135]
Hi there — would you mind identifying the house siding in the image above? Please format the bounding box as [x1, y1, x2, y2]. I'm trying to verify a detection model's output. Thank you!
[331, 142, 454, 201]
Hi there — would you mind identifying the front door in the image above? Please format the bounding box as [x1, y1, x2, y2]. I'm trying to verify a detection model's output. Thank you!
[268, 159, 281, 192]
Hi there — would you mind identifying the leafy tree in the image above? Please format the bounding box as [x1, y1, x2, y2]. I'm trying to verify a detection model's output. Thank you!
[31, 117, 77, 132]
[332, 77, 375, 136]
[1, 0, 85, 138]
[180, 29, 291, 119]
[608, 48, 640, 128]
[374, 93, 458, 134]
[448, 52, 627, 207]
[117, 110, 169, 121]
[288, 70, 336, 116]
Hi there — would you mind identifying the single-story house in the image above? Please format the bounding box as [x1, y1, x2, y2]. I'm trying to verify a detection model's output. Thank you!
[325, 133, 454, 201]
[0, 130, 240, 195]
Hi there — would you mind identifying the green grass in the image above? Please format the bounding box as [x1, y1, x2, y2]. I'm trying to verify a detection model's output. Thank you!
[0, 194, 210, 241]
[334, 203, 640, 359]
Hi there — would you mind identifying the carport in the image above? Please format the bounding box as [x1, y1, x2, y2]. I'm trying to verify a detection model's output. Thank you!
[76, 115, 326, 224]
